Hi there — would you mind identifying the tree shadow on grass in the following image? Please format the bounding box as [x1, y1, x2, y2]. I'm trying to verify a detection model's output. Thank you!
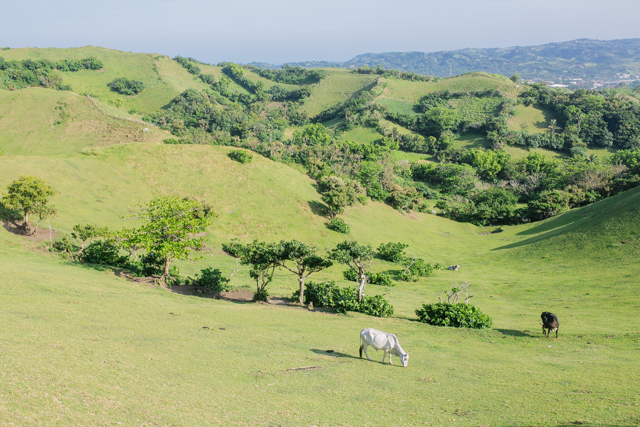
[308, 200, 328, 217]
[494, 328, 537, 338]
[310, 349, 359, 360]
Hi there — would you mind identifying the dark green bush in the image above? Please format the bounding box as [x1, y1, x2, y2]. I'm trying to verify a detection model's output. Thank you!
[343, 269, 358, 282]
[328, 218, 350, 234]
[81, 240, 126, 266]
[193, 268, 230, 297]
[360, 294, 395, 317]
[376, 242, 408, 262]
[369, 272, 394, 286]
[50, 234, 79, 254]
[228, 150, 253, 163]
[108, 78, 147, 95]
[415, 303, 492, 328]
[253, 288, 269, 302]
[399, 258, 437, 281]
[140, 251, 164, 276]
[292, 281, 394, 317]
[222, 240, 245, 258]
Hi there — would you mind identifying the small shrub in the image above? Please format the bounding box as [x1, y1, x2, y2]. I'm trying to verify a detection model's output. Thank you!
[80, 146, 103, 156]
[369, 272, 394, 287]
[342, 269, 358, 282]
[399, 258, 435, 281]
[253, 288, 269, 302]
[360, 294, 394, 317]
[292, 281, 393, 317]
[228, 150, 253, 163]
[50, 234, 78, 254]
[292, 280, 340, 307]
[222, 240, 245, 258]
[108, 78, 147, 95]
[327, 218, 350, 234]
[193, 268, 230, 298]
[81, 240, 125, 266]
[376, 242, 408, 262]
[140, 251, 164, 276]
[415, 303, 492, 328]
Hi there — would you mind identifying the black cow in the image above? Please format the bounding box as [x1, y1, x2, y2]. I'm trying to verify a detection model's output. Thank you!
[541, 312, 559, 338]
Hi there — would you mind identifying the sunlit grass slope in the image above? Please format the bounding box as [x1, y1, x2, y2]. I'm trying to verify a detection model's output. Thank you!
[1, 206, 639, 426]
[301, 69, 378, 116]
[383, 72, 520, 102]
[0, 87, 167, 155]
[508, 104, 557, 133]
[2, 47, 209, 113]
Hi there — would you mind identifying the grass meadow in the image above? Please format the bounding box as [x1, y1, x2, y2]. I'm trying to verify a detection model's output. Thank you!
[1, 52, 639, 426]
[1, 138, 640, 425]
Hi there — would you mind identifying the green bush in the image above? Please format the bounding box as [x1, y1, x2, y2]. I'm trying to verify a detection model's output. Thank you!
[140, 251, 164, 276]
[108, 78, 147, 95]
[253, 288, 269, 302]
[415, 303, 492, 328]
[292, 281, 394, 317]
[228, 150, 253, 163]
[327, 218, 350, 234]
[81, 240, 126, 266]
[369, 272, 394, 286]
[399, 258, 437, 281]
[193, 268, 230, 298]
[376, 242, 408, 262]
[222, 240, 245, 258]
[342, 269, 358, 282]
[50, 234, 79, 254]
[360, 294, 395, 317]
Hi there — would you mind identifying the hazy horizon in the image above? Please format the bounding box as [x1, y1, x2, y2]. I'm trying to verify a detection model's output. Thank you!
[2, 0, 639, 64]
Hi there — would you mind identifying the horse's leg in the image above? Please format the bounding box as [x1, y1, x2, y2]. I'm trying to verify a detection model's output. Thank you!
[364, 344, 371, 361]
[382, 350, 387, 364]
[388, 353, 393, 365]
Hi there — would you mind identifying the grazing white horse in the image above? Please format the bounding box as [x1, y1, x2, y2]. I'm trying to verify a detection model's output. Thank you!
[359, 328, 409, 367]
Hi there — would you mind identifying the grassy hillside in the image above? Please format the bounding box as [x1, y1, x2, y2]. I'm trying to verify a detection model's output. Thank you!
[2, 46, 640, 426]
[382, 72, 519, 102]
[301, 69, 378, 116]
[1, 47, 222, 114]
[0, 88, 167, 155]
[508, 104, 557, 133]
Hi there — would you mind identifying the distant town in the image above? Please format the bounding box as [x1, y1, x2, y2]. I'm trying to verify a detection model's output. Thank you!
[524, 73, 640, 89]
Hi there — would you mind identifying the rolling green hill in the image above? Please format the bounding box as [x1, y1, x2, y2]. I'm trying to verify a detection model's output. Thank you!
[1, 46, 640, 426]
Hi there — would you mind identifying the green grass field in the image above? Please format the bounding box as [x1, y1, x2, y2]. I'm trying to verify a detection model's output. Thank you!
[2, 49, 640, 426]
[383, 73, 520, 102]
[508, 105, 558, 134]
[301, 69, 378, 117]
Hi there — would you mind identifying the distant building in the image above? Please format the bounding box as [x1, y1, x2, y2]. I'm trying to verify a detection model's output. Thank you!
[549, 84, 569, 88]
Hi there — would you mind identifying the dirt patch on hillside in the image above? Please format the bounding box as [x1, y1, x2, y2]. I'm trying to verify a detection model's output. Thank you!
[2, 220, 58, 244]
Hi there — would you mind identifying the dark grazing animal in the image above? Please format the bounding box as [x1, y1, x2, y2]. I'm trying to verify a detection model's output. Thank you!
[541, 312, 559, 338]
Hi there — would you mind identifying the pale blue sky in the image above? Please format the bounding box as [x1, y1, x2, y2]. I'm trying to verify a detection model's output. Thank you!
[2, 0, 639, 64]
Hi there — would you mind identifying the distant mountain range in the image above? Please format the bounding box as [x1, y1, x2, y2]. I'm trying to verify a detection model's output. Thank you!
[248, 38, 640, 81]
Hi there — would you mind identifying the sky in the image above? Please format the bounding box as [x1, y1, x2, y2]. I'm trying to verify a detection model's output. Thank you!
[2, 0, 639, 64]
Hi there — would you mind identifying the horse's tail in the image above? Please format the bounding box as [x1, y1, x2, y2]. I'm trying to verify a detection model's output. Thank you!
[359, 344, 363, 358]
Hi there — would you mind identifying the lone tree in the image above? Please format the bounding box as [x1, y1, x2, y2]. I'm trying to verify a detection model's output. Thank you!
[1, 176, 56, 233]
[328, 240, 375, 302]
[236, 240, 283, 302]
[134, 196, 215, 280]
[318, 176, 366, 219]
[278, 240, 333, 304]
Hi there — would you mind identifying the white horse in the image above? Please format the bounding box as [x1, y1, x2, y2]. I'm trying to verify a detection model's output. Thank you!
[359, 328, 409, 367]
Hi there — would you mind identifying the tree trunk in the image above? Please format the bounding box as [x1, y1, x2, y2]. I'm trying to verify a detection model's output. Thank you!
[21, 211, 30, 232]
[298, 277, 305, 305]
[163, 257, 171, 278]
[357, 273, 367, 302]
